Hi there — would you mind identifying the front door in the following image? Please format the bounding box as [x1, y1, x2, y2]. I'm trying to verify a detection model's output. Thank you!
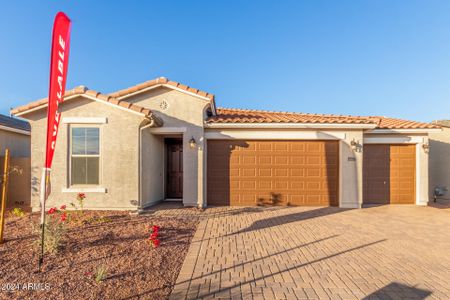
[166, 139, 183, 199]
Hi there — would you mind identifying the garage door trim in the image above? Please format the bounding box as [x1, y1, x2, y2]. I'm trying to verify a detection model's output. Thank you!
[363, 143, 416, 205]
[206, 139, 340, 206]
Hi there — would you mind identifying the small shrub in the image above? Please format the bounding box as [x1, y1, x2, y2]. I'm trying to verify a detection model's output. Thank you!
[32, 206, 68, 254]
[11, 207, 25, 217]
[94, 265, 108, 283]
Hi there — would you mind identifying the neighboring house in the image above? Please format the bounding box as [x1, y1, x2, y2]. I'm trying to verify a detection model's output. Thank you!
[429, 120, 450, 201]
[11, 77, 440, 211]
[0, 114, 31, 209]
[0, 114, 30, 157]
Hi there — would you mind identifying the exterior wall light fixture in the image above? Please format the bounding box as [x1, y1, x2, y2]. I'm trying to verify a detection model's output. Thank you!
[350, 139, 362, 152]
[422, 142, 430, 153]
[189, 137, 196, 149]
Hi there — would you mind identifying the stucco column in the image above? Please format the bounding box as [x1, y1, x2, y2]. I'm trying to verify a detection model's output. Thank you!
[417, 136, 430, 205]
[182, 127, 205, 207]
[340, 131, 364, 208]
[197, 136, 205, 208]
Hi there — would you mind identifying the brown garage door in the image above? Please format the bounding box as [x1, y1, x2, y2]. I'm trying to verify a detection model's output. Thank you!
[207, 140, 339, 206]
[363, 144, 415, 204]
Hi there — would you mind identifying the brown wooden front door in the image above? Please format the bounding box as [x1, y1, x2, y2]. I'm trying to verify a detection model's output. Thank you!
[166, 139, 183, 198]
[363, 144, 415, 204]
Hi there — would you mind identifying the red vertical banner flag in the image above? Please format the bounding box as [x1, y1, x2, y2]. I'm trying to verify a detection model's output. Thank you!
[39, 12, 71, 270]
[45, 12, 71, 170]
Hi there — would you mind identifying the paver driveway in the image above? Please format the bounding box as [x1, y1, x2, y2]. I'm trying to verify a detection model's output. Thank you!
[168, 205, 450, 299]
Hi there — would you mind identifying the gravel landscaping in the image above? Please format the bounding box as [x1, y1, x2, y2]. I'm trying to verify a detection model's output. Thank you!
[0, 210, 198, 299]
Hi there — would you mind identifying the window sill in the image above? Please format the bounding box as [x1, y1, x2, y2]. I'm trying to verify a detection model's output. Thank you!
[62, 187, 107, 193]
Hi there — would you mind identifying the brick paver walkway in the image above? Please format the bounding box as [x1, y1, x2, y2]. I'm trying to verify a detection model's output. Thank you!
[160, 205, 450, 299]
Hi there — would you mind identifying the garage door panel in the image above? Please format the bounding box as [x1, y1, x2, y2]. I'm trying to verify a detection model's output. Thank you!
[291, 195, 305, 203]
[274, 169, 289, 177]
[306, 143, 321, 152]
[306, 156, 322, 165]
[259, 156, 272, 164]
[274, 142, 289, 151]
[207, 140, 339, 206]
[290, 156, 305, 165]
[229, 156, 240, 164]
[258, 168, 272, 176]
[291, 182, 305, 189]
[291, 169, 305, 177]
[274, 156, 289, 164]
[229, 169, 239, 177]
[242, 168, 256, 176]
[258, 181, 272, 189]
[273, 181, 289, 189]
[291, 143, 306, 152]
[258, 143, 273, 151]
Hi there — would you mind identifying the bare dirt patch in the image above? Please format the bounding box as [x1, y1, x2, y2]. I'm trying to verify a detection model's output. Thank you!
[0, 211, 197, 299]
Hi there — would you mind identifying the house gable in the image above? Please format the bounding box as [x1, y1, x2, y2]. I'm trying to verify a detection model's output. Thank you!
[109, 77, 217, 115]
[123, 86, 211, 128]
[11, 87, 162, 126]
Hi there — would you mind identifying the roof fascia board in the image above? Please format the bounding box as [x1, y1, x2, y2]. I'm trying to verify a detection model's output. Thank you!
[116, 84, 212, 102]
[0, 124, 30, 135]
[204, 123, 377, 129]
[363, 136, 424, 144]
[210, 100, 217, 116]
[366, 128, 441, 134]
[13, 94, 148, 118]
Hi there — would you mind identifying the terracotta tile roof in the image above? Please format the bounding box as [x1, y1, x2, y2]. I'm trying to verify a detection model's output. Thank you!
[366, 116, 440, 130]
[108, 77, 215, 101]
[207, 108, 440, 129]
[207, 108, 374, 125]
[11, 86, 155, 119]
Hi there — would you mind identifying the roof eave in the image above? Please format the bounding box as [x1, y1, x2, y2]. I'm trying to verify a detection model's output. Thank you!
[11, 93, 154, 119]
[204, 122, 378, 129]
[0, 124, 30, 135]
[366, 128, 442, 134]
[115, 83, 214, 103]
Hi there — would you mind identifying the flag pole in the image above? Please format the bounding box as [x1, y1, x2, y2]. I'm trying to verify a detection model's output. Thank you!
[38, 11, 71, 272]
[38, 168, 48, 271]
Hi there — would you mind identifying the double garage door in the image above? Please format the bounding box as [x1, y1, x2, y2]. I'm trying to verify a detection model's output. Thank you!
[207, 140, 339, 206]
[207, 141, 416, 206]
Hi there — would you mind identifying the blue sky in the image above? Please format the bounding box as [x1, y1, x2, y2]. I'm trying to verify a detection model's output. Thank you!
[1, 1, 450, 122]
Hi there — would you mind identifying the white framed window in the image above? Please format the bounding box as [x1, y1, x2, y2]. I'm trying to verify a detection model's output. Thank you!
[70, 126, 100, 186]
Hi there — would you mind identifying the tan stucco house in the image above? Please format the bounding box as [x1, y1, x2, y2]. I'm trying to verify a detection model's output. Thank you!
[11, 77, 440, 211]
[0, 114, 30, 157]
[0, 114, 31, 209]
[429, 120, 450, 202]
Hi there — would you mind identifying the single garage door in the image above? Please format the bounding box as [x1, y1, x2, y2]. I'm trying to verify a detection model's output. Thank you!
[363, 144, 416, 204]
[207, 140, 339, 206]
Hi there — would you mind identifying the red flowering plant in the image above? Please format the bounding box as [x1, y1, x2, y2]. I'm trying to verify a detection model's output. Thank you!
[47, 205, 68, 223]
[32, 204, 68, 254]
[148, 225, 161, 248]
[78, 193, 86, 209]
[69, 193, 87, 225]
